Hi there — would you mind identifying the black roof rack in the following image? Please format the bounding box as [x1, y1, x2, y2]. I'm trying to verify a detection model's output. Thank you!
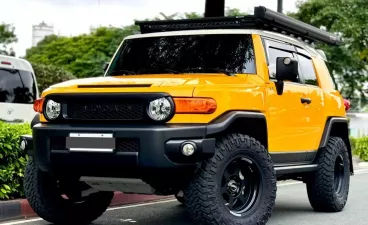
[135, 6, 342, 46]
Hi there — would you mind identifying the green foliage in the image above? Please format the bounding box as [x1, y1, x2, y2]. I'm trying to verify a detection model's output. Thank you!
[0, 122, 31, 200]
[25, 26, 139, 78]
[32, 63, 77, 92]
[350, 136, 357, 153]
[291, 0, 368, 101]
[355, 137, 368, 161]
[0, 23, 17, 56]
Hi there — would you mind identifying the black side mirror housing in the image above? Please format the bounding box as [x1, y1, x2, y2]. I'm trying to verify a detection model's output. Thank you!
[275, 57, 299, 95]
[102, 62, 109, 72]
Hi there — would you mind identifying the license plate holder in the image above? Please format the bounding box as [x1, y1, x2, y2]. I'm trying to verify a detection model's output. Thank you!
[66, 133, 115, 153]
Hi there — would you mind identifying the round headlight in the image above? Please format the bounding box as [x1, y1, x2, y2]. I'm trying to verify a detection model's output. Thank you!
[44, 99, 61, 120]
[147, 97, 172, 121]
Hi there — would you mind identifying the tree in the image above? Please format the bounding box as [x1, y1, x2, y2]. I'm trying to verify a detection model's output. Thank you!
[290, 0, 368, 102]
[0, 23, 17, 56]
[26, 25, 140, 78]
[32, 63, 77, 92]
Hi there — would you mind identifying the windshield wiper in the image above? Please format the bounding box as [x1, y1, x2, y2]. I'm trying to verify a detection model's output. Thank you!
[182, 67, 234, 76]
[138, 68, 181, 74]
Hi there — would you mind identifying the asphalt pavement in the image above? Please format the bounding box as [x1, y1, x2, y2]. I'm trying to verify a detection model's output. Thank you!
[2, 170, 368, 225]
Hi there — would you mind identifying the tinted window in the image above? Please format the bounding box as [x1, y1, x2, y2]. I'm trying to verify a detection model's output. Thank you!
[107, 34, 256, 76]
[266, 47, 295, 79]
[297, 54, 318, 86]
[0, 69, 37, 104]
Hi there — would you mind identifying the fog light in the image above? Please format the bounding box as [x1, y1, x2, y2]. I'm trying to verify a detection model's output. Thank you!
[182, 143, 196, 156]
[20, 139, 27, 151]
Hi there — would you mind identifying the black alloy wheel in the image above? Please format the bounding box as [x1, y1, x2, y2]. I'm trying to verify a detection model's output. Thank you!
[221, 156, 260, 216]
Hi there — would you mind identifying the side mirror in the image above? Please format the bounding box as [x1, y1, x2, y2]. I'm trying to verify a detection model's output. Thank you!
[275, 57, 299, 95]
[102, 62, 109, 72]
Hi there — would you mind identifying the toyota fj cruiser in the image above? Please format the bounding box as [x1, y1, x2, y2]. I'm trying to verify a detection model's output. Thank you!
[20, 6, 353, 225]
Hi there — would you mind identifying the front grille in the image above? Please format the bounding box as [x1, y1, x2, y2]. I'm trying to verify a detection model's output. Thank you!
[116, 139, 140, 153]
[66, 101, 145, 120]
[50, 137, 139, 153]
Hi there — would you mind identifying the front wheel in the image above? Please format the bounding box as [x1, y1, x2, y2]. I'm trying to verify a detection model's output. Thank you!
[306, 136, 350, 212]
[184, 134, 277, 225]
[24, 157, 114, 225]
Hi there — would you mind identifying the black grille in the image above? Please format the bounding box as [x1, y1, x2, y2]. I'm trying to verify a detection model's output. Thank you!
[66, 102, 145, 120]
[50, 137, 139, 152]
[116, 139, 140, 152]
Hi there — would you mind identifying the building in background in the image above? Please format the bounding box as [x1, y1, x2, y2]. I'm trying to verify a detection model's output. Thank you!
[32, 22, 54, 47]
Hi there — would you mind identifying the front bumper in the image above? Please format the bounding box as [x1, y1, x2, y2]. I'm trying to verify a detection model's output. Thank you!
[20, 123, 215, 177]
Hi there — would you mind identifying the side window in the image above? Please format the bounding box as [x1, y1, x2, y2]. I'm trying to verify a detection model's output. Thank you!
[263, 39, 297, 81]
[267, 48, 294, 79]
[296, 53, 318, 86]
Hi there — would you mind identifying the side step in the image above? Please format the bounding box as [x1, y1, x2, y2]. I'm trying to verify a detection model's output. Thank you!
[80, 176, 155, 195]
[275, 164, 318, 175]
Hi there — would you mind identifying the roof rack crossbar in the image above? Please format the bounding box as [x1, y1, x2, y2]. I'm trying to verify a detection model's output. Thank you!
[135, 6, 342, 46]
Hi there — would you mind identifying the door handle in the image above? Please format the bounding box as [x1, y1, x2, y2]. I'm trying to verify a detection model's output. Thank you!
[301, 97, 312, 104]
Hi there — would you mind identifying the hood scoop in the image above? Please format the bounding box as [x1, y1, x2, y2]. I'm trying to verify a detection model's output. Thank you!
[78, 84, 152, 88]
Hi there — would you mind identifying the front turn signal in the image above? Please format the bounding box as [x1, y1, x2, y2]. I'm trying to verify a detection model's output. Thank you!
[33, 98, 45, 113]
[174, 98, 217, 114]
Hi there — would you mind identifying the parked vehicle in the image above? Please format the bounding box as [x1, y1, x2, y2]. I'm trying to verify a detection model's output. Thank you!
[20, 6, 352, 225]
[0, 55, 39, 123]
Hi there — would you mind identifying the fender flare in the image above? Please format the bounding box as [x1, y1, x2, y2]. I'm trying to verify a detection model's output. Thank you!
[205, 111, 267, 136]
[319, 117, 353, 174]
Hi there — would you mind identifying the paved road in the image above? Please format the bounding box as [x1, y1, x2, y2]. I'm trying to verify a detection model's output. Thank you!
[3, 171, 368, 225]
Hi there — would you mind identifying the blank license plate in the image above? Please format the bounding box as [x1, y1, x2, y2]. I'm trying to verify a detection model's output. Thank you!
[66, 133, 115, 152]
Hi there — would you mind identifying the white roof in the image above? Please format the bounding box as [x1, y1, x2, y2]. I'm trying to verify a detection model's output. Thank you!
[0, 55, 34, 72]
[125, 29, 324, 59]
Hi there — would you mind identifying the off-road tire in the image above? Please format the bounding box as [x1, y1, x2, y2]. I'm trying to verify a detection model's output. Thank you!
[24, 157, 114, 225]
[306, 136, 350, 212]
[184, 133, 277, 225]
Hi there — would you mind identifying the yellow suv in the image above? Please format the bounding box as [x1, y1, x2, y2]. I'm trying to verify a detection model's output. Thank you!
[20, 6, 353, 225]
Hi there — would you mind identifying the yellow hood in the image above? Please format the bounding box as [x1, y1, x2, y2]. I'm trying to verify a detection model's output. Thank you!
[42, 74, 264, 97]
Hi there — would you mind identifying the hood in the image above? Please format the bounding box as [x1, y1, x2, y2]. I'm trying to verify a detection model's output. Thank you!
[43, 74, 263, 97]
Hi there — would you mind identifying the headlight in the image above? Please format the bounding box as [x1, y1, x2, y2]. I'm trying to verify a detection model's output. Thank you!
[147, 97, 172, 121]
[44, 99, 61, 120]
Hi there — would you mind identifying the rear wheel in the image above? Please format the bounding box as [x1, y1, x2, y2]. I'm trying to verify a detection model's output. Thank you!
[24, 157, 114, 225]
[184, 134, 276, 225]
[306, 136, 350, 212]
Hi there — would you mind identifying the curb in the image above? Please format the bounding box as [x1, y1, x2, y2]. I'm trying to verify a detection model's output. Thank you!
[0, 192, 172, 222]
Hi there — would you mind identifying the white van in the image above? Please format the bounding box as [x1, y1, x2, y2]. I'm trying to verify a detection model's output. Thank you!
[0, 55, 39, 123]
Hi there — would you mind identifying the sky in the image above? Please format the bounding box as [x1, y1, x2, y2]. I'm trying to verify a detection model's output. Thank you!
[1, 0, 299, 57]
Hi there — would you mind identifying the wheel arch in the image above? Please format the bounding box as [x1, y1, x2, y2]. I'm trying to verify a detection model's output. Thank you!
[205, 111, 268, 150]
[319, 117, 353, 174]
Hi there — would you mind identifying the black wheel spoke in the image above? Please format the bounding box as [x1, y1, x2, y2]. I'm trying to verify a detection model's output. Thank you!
[228, 196, 237, 209]
[237, 193, 247, 205]
[241, 177, 249, 187]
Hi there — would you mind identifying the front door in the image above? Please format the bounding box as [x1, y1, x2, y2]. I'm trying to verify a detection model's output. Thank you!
[262, 38, 313, 162]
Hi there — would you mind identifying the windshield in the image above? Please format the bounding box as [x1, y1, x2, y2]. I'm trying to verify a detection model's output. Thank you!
[0, 68, 37, 104]
[106, 34, 256, 76]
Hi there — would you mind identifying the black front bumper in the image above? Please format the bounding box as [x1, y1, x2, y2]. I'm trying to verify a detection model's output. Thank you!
[20, 123, 215, 177]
